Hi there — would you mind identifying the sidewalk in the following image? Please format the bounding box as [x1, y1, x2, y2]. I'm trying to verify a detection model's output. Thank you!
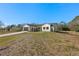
[0, 31, 27, 38]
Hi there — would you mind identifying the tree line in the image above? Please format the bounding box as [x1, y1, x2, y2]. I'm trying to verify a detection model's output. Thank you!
[0, 21, 24, 32]
[1, 16, 79, 32]
[0, 20, 71, 32]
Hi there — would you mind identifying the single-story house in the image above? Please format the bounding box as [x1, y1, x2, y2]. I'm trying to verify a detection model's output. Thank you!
[23, 23, 59, 32]
[23, 24, 41, 32]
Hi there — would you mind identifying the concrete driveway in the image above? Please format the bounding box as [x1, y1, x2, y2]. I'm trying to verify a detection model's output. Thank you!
[0, 31, 27, 38]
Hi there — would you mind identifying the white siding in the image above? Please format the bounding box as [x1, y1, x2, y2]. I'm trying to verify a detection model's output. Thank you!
[23, 25, 30, 31]
[42, 24, 51, 32]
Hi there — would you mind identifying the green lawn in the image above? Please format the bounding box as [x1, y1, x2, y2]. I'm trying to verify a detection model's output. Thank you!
[0, 32, 79, 56]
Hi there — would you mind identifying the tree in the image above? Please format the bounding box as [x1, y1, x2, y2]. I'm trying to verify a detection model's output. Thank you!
[59, 21, 70, 31]
[10, 24, 16, 28]
[68, 16, 79, 31]
[16, 24, 23, 31]
[0, 21, 4, 28]
[6, 25, 11, 31]
[74, 24, 79, 32]
[17, 24, 23, 28]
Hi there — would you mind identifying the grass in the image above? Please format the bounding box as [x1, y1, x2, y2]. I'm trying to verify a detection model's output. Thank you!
[0, 34, 24, 46]
[0, 32, 79, 55]
[0, 31, 21, 34]
[0, 31, 11, 34]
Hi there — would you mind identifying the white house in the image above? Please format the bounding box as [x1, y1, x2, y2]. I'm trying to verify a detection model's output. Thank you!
[23, 24, 30, 31]
[23, 24, 55, 32]
[42, 24, 51, 32]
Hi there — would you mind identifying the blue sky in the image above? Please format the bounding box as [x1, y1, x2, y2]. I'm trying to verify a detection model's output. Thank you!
[0, 3, 79, 25]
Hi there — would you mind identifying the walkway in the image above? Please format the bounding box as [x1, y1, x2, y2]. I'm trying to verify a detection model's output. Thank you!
[0, 31, 27, 38]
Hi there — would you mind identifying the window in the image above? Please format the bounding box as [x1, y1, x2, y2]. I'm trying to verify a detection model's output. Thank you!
[46, 27, 49, 29]
[43, 27, 45, 29]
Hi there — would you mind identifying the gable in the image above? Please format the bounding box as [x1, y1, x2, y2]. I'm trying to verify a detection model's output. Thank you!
[42, 24, 50, 27]
[23, 25, 30, 27]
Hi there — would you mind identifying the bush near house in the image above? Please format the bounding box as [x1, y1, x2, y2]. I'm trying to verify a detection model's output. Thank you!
[58, 22, 70, 31]
[62, 25, 70, 31]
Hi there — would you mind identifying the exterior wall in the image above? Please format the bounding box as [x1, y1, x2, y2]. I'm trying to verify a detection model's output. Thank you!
[54, 25, 59, 32]
[42, 24, 51, 32]
[23, 25, 41, 32]
[23, 25, 30, 31]
[23, 27, 30, 31]
[30, 26, 41, 32]
[23, 24, 57, 32]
